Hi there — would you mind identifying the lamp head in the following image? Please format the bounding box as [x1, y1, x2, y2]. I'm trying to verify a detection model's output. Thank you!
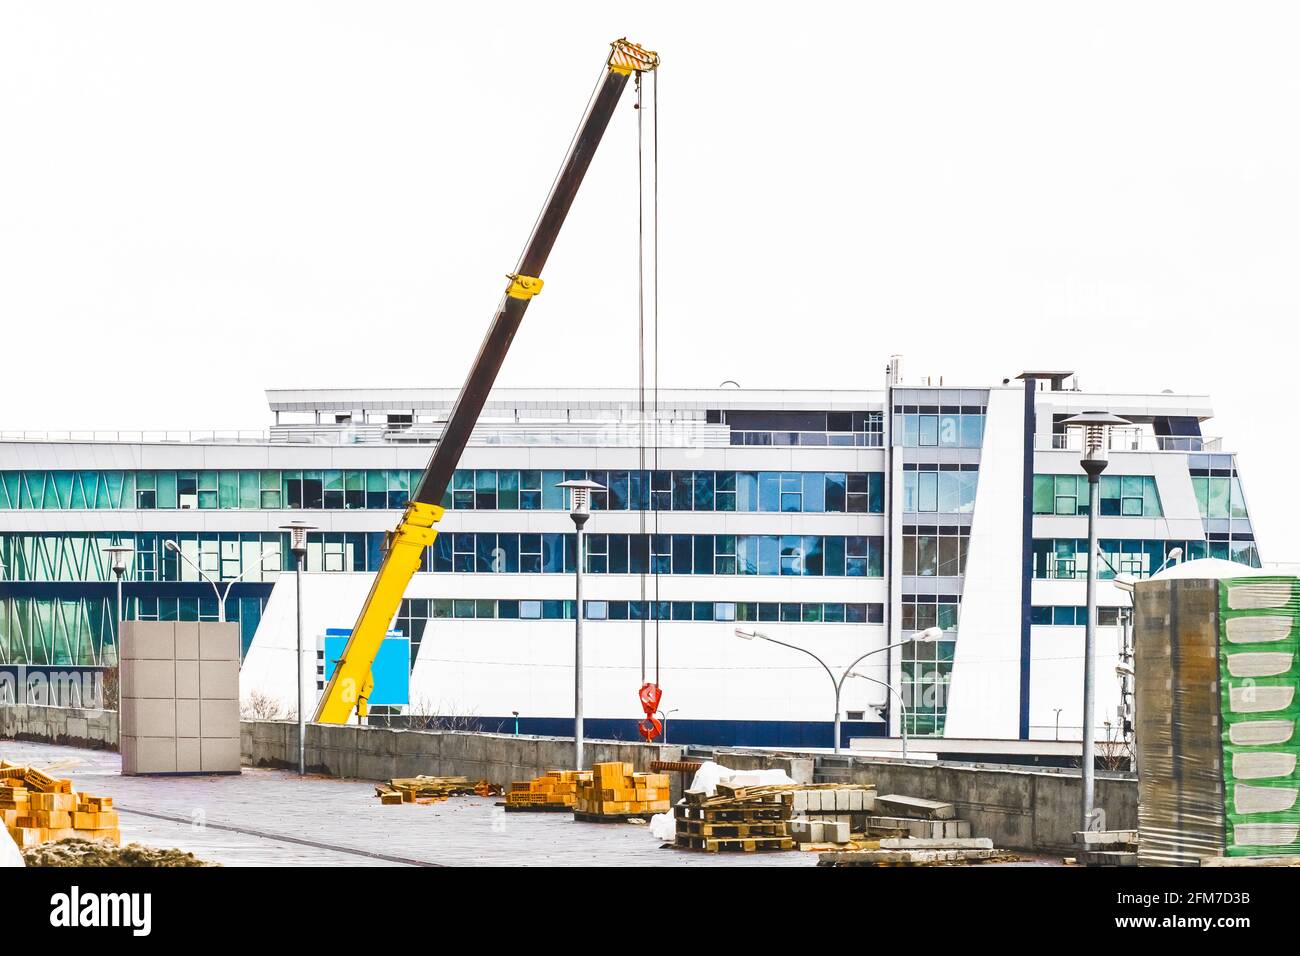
[278, 520, 316, 556]
[102, 544, 134, 576]
[556, 479, 605, 522]
[734, 627, 760, 641]
[916, 626, 944, 643]
[1167, 546, 1183, 561]
[1061, 410, 1131, 466]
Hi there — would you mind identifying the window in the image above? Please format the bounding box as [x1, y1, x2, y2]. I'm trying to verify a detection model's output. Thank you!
[893, 406, 986, 449]
[901, 525, 968, 577]
[903, 466, 977, 514]
[1033, 474, 1162, 517]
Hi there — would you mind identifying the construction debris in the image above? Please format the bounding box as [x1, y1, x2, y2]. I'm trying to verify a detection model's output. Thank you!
[575, 763, 671, 820]
[0, 761, 119, 849]
[1074, 829, 1138, 867]
[23, 838, 215, 867]
[675, 784, 796, 852]
[374, 775, 499, 805]
[818, 847, 1010, 867]
[875, 794, 957, 820]
[506, 770, 592, 811]
[865, 815, 972, 840]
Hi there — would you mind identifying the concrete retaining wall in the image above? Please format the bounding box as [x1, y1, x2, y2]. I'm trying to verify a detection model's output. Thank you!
[691, 746, 1137, 853]
[241, 719, 685, 788]
[0, 704, 118, 751]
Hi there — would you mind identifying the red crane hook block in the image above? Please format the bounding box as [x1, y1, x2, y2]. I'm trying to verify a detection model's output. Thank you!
[637, 682, 663, 741]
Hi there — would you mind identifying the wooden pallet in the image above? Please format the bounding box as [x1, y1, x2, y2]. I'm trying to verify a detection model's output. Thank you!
[675, 818, 787, 838]
[674, 834, 794, 853]
[675, 804, 790, 823]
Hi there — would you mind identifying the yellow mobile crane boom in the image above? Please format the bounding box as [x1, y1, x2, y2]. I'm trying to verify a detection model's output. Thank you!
[313, 38, 659, 724]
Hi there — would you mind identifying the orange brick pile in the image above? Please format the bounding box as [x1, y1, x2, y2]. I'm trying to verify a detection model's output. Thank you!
[574, 763, 671, 818]
[1, 761, 120, 849]
[506, 769, 592, 809]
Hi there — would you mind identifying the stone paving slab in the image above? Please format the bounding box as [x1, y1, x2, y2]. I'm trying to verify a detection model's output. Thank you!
[1, 740, 816, 867]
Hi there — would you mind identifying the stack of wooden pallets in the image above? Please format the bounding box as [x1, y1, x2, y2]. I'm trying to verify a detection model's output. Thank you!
[0, 762, 120, 848]
[574, 762, 671, 821]
[375, 775, 496, 805]
[674, 784, 797, 853]
[505, 770, 592, 811]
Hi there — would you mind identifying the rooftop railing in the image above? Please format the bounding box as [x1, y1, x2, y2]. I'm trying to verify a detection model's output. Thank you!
[1037, 431, 1222, 453]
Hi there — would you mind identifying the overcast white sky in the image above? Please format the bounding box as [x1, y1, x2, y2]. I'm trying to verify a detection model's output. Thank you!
[2, 2, 1298, 557]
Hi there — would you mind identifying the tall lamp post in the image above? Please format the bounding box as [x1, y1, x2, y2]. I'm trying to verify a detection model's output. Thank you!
[556, 478, 605, 771]
[163, 540, 280, 623]
[1061, 410, 1130, 832]
[102, 543, 134, 640]
[847, 671, 912, 758]
[735, 626, 943, 754]
[279, 520, 316, 776]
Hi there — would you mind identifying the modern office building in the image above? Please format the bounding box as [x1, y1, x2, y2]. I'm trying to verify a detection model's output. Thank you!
[0, 369, 1261, 747]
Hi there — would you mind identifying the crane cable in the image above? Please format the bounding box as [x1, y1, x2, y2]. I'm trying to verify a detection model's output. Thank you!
[635, 66, 664, 740]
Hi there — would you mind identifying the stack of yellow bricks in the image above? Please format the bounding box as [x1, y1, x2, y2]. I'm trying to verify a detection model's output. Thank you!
[506, 770, 591, 810]
[574, 762, 671, 819]
[1, 762, 120, 849]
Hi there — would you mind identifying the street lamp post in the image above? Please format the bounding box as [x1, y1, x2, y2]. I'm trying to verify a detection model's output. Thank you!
[557, 478, 605, 771]
[1061, 410, 1131, 832]
[735, 626, 942, 754]
[102, 545, 134, 667]
[847, 672, 911, 758]
[659, 708, 680, 745]
[164, 540, 280, 623]
[279, 520, 316, 776]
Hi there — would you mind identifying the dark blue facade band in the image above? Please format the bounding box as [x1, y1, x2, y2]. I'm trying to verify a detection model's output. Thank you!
[1019, 379, 1035, 740]
[0, 582, 275, 601]
[462, 716, 887, 750]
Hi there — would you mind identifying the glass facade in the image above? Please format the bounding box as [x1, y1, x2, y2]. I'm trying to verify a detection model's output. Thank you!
[1032, 474, 1163, 517]
[1030, 605, 1125, 626]
[901, 465, 978, 514]
[1032, 537, 1261, 579]
[898, 593, 958, 736]
[0, 593, 265, 667]
[901, 525, 970, 577]
[892, 406, 986, 448]
[1, 532, 885, 580]
[397, 598, 883, 624]
[0, 469, 885, 515]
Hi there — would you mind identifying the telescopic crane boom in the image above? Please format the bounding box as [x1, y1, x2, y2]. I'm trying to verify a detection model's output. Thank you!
[313, 38, 659, 724]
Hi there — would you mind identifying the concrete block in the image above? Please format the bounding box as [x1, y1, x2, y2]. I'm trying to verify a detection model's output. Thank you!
[125, 659, 175, 699]
[835, 789, 851, 811]
[823, 819, 850, 844]
[199, 660, 238, 700]
[792, 790, 809, 813]
[136, 698, 176, 737]
[176, 737, 201, 772]
[199, 623, 239, 661]
[122, 622, 174, 661]
[174, 622, 200, 660]
[200, 699, 240, 738]
[200, 737, 240, 772]
[136, 736, 177, 773]
[880, 837, 993, 850]
[176, 660, 199, 699]
[849, 789, 865, 812]
[119, 697, 136, 737]
[877, 794, 957, 820]
[176, 699, 200, 738]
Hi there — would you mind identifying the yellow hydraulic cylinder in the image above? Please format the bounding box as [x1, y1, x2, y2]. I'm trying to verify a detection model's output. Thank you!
[312, 501, 442, 724]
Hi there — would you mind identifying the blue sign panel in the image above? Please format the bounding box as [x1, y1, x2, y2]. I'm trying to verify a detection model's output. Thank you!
[322, 628, 410, 706]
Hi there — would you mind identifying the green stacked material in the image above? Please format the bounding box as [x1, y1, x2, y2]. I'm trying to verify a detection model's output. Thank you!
[1219, 577, 1300, 855]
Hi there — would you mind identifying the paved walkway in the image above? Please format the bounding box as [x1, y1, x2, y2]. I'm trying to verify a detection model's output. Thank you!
[1, 741, 817, 867]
